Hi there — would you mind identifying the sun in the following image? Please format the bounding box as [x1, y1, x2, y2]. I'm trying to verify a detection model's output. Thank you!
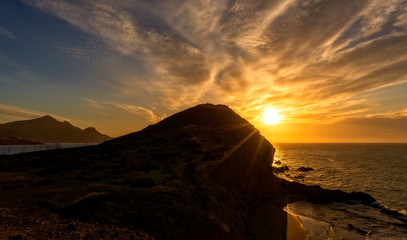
[263, 108, 283, 124]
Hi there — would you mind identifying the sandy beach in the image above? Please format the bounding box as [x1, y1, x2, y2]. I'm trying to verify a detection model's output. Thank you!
[286, 211, 308, 240]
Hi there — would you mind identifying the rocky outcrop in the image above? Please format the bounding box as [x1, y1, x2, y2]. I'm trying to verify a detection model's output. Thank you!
[0, 115, 112, 143]
[273, 165, 289, 173]
[297, 166, 314, 172]
[0, 104, 380, 239]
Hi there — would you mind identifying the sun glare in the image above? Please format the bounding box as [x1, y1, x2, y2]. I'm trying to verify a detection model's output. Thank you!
[263, 108, 283, 124]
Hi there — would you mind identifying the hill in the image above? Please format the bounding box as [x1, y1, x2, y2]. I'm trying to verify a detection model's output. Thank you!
[0, 104, 383, 239]
[0, 115, 112, 143]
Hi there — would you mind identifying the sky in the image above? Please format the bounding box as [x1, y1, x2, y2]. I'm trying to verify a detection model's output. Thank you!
[0, 0, 407, 143]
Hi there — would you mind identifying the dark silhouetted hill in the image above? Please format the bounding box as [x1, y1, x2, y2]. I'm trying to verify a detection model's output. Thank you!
[0, 104, 386, 239]
[0, 115, 112, 143]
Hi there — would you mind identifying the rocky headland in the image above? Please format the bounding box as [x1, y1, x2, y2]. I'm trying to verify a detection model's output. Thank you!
[0, 104, 388, 239]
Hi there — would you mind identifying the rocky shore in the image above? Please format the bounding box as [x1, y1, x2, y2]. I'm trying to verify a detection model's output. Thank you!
[0, 104, 387, 239]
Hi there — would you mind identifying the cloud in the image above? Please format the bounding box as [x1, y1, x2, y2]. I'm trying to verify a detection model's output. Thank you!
[83, 98, 163, 123]
[0, 104, 68, 123]
[24, 0, 213, 100]
[338, 115, 407, 141]
[285, 115, 407, 143]
[0, 104, 44, 119]
[22, 0, 142, 55]
[56, 44, 124, 64]
[23, 0, 407, 121]
[145, 33, 212, 86]
[57, 47, 94, 62]
[394, 4, 407, 34]
[358, 0, 400, 36]
[0, 26, 18, 40]
[110, 103, 163, 123]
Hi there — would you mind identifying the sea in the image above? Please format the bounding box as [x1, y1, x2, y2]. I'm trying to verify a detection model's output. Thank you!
[273, 143, 407, 239]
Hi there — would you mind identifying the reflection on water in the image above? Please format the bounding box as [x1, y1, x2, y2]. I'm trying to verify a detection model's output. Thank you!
[273, 143, 407, 239]
[0, 143, 97, 155]
[273, 143, 407, 212]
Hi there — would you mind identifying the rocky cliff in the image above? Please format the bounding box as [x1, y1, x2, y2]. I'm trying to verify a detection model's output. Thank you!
[0, 104, 377, 239]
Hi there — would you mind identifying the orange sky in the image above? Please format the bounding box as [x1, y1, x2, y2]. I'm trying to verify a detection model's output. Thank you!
[0, 0, 407, 142]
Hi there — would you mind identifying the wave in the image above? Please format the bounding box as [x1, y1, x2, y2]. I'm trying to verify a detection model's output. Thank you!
[287, 201, 407, 239]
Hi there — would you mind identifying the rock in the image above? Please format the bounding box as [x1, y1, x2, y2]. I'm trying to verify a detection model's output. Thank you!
[65, 223, 76, 232]
[274, 160, 282, 165]
[131, 178, 156, 188]
[348, 224, 368, 235]
[273, 165, 289, 173]
[279, 180, 376, 205]
[8, 233, 27, 240]
[297, 166, 314, 172]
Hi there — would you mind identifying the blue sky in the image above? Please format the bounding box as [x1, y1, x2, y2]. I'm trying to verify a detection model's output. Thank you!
[1, 0, 407, 142]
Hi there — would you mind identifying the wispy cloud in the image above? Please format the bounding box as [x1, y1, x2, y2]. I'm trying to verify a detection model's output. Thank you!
[110, 103, 163, 123]
[22, 0, 141, 55]
[57, 47, 94, 62]
[0, 104, 44, 119]
[0, 104, 69, 123]
[23, 0, 407, 121]
[83, 98, 163, 123]
[0, 26, 18, 40]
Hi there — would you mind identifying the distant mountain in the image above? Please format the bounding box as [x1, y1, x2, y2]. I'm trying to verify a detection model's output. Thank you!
[0, 115, 112, 143]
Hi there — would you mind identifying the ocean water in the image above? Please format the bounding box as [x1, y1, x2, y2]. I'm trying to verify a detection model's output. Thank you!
[273, 143, 407, 239]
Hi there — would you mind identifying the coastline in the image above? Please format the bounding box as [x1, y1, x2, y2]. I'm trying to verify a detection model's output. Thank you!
[247, 202, 309, 240]
[285, 204, 335, 240]
[286, 211, 308, 240]
[1, 105, 405, 239]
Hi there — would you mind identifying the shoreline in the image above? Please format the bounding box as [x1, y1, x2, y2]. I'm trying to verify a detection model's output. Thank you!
[286, 211, 308, 240]
[285, 205, 333, 240]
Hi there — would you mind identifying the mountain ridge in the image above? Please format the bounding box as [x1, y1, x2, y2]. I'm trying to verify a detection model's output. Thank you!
[0, 115, 112, 143]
